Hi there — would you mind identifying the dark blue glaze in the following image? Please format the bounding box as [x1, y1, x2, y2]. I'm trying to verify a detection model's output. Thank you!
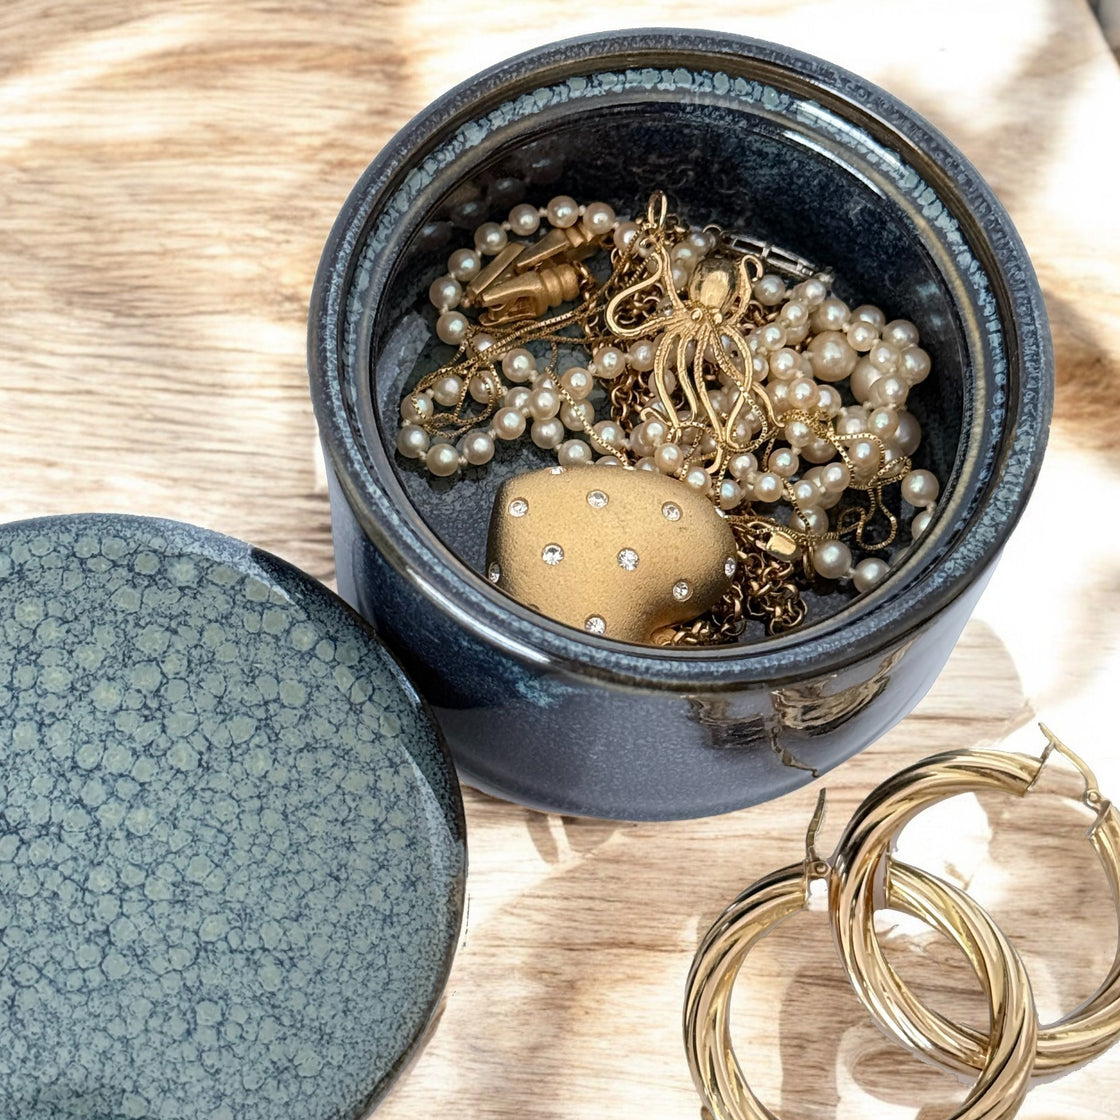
[0, 515, 465, 1118]
[309, 31, 1052, 820]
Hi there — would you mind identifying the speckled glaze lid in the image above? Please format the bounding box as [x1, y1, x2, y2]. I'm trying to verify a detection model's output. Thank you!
[0, 514, 465, 1119]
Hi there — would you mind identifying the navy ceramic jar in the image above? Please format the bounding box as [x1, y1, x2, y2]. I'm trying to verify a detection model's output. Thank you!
[309, 30, 1051, 820]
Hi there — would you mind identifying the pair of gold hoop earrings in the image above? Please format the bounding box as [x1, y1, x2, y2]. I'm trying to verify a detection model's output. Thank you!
[685, 726, 1120, 1119]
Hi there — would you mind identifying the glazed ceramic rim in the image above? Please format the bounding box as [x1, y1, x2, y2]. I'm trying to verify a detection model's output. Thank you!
[0, 512, 468, 1116]
[309, 28, 1051, 691]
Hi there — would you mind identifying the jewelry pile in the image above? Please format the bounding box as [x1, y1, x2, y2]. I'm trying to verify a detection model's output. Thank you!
[397, 192, 941, 646]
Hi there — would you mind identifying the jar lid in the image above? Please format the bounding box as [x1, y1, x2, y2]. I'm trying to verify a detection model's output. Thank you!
[0, 514, 465, 1119]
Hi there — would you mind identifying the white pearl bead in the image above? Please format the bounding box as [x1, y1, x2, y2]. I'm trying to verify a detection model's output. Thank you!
[837, 410, 868, 438]
[436, 311, 469, 346]
[460, 430, 495, 466]
[508, 203, 540, 237]
[670, 242, 697, 268]
[794, 278, 828, 307]
[426, 442, 460, 477]
[790, 506, 829, 535]
[768, 447, 799, 478]
[655, 442, 684, 475]
[559, 366, 593, 400]
[492, 406, 525, 440]
[501, 347, 536, 383]
[471, 332, 494, 353]
[868, 407, 899, 440]
[474, 222, 508, 256]
[768, 348, 799, 380]
[784, 419, 812, 447]
[893, 410, 922, 456]
[883, 319, 919, 350]
[670, 263, 691, 290]
[912, 508, 934, 539]
[719, 478, 743, 510]
[821, 461, 851, 493]
[812, 539, 852, 580]
[729, 452, 757, 480]
[432, 374, 463, 407]
[868, 341, 900, 374]
[396, 424, 430, 459]
[546, 195, 579, 228]
[847, 320, 879, 352]
[688, 229, 715, 255]
[779, 300, 809, 329]
[591, 346, 627, 380]
[635, 456, 659, 471]
[811, 298, 849, 333]
[788, 376, 818, 410]
[504, 386, 531, 412]
[557, 439, 592, 467]
[901, 468, 939, 508]
[469, 373, 498, 404]
[851, 304, 886, 329]
[869, 374, 909, 408]
[853, 557, 889, 592]
[597, 456, 623, 468]
[629, 419, 664, 458]
[850, 359, 881, 404]
[428, 275, 462, 311]
[400, 393, 433, 423]
[900, 346, 931, 385]
[528, 387, 560, 420]
[753, 472, 784, 503]
[753, 274, 787, 306]
[531, 417, 564, 449]
[627, 339, 656, 372]
[613, 220, 639, 250]
[816, 385, 842, 417]
[592, 420, 625, 449]
[447, 248, 481, 282]
[801, 437, 837, 464]
[767, 381, 790, 412]
[791, 478, 820, 507]
[757, 323, 787, 352]
[684, 466, 711, 494]
[806, 331, 857, 383]
[581, 201, 615, 236]
[560, 401, 593, 430]
[849, 438, 880, 475]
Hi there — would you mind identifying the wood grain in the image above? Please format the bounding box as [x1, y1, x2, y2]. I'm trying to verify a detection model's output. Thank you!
[2, 1, 1119, 1117]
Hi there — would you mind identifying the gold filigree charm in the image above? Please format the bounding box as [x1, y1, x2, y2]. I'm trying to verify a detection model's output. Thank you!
[486, 465, 737, 644]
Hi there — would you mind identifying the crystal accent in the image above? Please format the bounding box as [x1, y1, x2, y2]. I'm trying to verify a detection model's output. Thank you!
[542, 544, 564, 565]
[587, 490, 608, 509]
[662, 502, 682, 522]
[584, 615, 606, 635]
[550, 466, 565, 474]
[508, 498, 528, 518]
[487, 562, 501, 583]
[672, 580, 692, 601]
[617, 548, 639, 571]
[724, 556, 737, 578]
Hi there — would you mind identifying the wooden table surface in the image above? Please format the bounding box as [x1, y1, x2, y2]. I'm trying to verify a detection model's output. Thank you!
[3, 1, 1120, 1117]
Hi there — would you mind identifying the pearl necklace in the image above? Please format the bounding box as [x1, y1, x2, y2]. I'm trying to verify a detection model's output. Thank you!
[397, 192, 940, 644]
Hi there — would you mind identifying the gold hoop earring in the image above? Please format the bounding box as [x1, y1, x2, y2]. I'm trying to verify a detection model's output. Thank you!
[684, 795, 1037, 1120]
[831, 725, 1120, 1078]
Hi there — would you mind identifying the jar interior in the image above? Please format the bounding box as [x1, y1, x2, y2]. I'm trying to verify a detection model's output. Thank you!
[364, 98, 968, 645]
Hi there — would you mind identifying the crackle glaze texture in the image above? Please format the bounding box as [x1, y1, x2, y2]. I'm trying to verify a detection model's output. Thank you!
[0, 515, 465, 1120]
